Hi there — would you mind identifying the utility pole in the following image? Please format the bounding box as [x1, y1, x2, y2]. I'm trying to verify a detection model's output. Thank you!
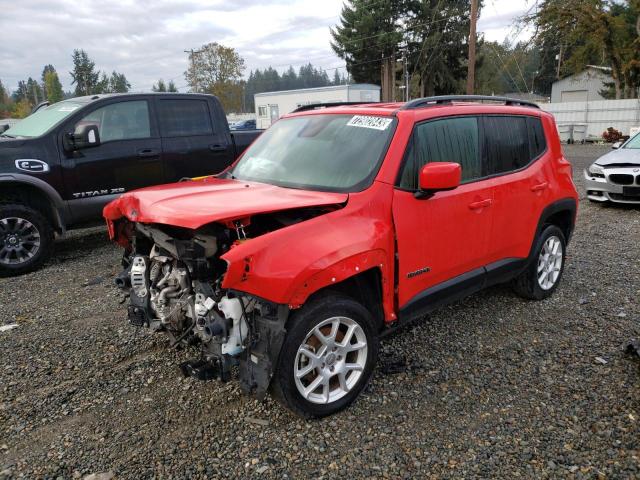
[184, 48, 203, 93]
[466, 0, 479, 95]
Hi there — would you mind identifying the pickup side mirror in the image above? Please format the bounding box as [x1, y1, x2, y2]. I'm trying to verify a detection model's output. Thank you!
[64, 124, 101, 151]
[416, 162, 461, 198]
[612, 141, 622, 150]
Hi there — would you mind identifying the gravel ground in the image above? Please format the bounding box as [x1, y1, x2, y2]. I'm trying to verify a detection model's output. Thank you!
[1, 144, 638, 479]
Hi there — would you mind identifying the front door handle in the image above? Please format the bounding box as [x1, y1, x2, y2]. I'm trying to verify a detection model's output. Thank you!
[137, 148, 159, 158]
[209, 144, 227, 152]
[531, 181, 549, 192]
[469, 199, 492, 210]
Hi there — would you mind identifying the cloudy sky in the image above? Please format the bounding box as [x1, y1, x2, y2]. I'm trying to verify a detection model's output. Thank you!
[0, 0, 534, 93]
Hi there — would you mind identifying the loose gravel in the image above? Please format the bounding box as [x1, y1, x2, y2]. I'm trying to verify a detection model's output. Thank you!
[1, 144, 638, 479]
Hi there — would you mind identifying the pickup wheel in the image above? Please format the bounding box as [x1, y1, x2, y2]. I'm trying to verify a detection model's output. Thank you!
[271, 293, 378, 418]
[0, 204, 54, 277]
[512, 225, 566, 300]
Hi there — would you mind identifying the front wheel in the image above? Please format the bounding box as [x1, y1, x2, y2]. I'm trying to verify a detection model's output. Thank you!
[512, 224, 566, 300]
[271, 293, 379, 418]
[0, 204, 54, 277]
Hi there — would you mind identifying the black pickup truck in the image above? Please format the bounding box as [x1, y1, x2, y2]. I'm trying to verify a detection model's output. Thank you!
[0, 92, 261, 276]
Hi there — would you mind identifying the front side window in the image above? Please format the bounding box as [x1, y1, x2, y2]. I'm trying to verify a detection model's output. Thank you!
[75, 100, 150, 142]
[258, 106, 267, 117]
[157, 99, 213, 137]
[230, 114, 396, 192]
[2, 101, 83, 138]
[398, 116, 481, 189]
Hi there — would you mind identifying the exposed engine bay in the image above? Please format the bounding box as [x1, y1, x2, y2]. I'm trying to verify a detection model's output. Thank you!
[113, 207, 334, 397]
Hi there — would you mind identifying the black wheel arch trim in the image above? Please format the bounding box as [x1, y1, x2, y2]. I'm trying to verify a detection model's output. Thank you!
[532, 197, 577, 250]
[0, 173, 67, 232]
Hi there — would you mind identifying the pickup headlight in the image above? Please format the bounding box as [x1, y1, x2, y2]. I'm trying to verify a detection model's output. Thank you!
[587, 163, 605, 178]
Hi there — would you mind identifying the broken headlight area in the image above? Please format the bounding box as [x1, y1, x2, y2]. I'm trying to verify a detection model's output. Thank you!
[115, 221, 288, 399]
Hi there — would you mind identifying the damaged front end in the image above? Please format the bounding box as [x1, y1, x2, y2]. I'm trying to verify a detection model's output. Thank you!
[112, 218, 291, 398]
[108, 201, 340, 398]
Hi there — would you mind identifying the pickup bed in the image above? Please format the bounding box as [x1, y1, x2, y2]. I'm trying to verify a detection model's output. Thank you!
[0, 92, 261, 275]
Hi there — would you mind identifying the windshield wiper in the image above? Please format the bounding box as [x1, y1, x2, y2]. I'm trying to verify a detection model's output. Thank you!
[0, 134, 15, 138]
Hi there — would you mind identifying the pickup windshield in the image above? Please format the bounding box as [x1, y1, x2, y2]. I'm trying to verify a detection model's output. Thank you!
[2, 101, 83, 138]
[230, 114, 396, 192]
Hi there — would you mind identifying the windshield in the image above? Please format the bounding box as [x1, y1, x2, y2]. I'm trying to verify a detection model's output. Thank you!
[230, 114, 396, 192]
[2, 101, 83, 138]
[623, 133, 640, 149]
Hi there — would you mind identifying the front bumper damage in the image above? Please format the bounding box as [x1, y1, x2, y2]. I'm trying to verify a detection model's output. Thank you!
[114, 221, 290, 400]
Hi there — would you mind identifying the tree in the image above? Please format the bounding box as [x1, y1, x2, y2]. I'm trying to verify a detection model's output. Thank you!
[70, 49, 100, 96]
[12, 99, 32, 118]
[153, 79, 177, 92]
[43, 70, 64, 103]
[528, 0, 640, 99]
[12, 81, 29, 103]
[184, 42, 245, 111]
[26, 77, 43, 106]
[0, 79, 11, 117]
[331, 0, 403, 86]
[152, 79, 167, 92]
[331, 0, 475, 97]
[108, 71, 130, 93]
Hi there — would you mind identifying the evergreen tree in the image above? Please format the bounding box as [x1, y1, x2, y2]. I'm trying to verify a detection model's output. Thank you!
[26, 77, 44, 106]
[108, 71, 130, 93]
[152, 79, 167, 92]
[12, 81, 29, 103]
[331, 0, 403, 85]
[70, 49, 100, 96]
[167, 80, 178, 92]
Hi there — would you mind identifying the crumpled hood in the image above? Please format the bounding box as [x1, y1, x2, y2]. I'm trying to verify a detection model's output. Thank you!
[595, 148, 640, 166]
[103, 177, 348, 229]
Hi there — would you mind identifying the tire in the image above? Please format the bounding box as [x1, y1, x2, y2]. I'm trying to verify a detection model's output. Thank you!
[512, 224, 566, 300]
[270, 293, 379, 418]
[0, 204, 54, 277]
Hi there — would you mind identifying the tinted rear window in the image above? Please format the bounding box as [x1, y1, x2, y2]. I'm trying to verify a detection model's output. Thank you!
[157, 99, 213, 137]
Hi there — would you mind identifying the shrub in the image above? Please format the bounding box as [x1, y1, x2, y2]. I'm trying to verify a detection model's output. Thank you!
[602, 127, 623, 143]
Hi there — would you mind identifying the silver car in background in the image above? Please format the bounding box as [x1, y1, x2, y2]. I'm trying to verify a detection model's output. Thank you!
[584, 134, 640, 204]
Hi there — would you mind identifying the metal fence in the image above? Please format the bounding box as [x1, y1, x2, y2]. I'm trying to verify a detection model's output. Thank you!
[542, 99, 640, 142]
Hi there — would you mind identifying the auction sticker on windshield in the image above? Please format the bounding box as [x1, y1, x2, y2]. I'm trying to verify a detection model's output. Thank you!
[347, 115, 393, 131]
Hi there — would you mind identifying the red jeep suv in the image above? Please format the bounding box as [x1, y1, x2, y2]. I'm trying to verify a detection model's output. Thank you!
[105, 95, 578, 418]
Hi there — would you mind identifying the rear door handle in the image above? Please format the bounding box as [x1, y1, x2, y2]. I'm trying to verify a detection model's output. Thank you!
[209, 144, 227, 152]
[531, 182, 548, 192]
[137, 148, 159, 158]
[468, 199, 492, 210]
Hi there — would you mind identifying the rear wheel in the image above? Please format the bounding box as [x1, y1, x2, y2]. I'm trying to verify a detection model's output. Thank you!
[271, 293, 378, 418]
[512, 224, 566, 300]
[0, 204, 54, 277]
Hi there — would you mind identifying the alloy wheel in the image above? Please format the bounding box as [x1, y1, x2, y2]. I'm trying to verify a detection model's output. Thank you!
[537, 235, 563, 290]
[294, 316, 368, 404]
[0, 217, 41, 265]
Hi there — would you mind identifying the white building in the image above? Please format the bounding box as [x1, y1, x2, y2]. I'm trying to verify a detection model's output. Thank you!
[254, 84, 381, 129]
[551, 66, 612, 103]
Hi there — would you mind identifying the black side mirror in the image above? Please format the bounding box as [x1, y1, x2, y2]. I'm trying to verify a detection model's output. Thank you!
[0, 124, 8, 134]
[64, 124, 101, 151]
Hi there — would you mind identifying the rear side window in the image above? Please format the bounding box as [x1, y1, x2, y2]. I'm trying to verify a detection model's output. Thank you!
[527, 117, 546, 158]
[157, 99, 213, 137]
[484, 116, 547, 176]
[399, 116, 481, 189]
